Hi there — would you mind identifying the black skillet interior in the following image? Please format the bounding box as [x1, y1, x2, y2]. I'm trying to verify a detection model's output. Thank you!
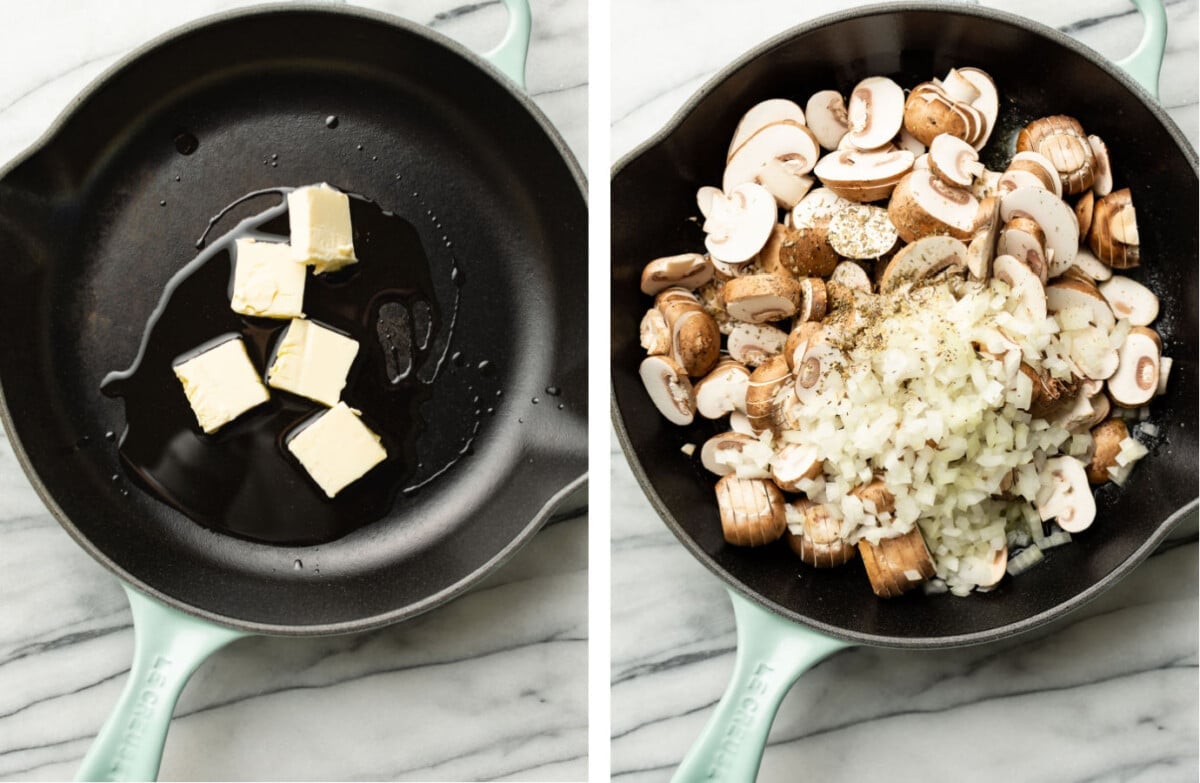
[612, 5, 1198, 647]
[0, 7, 586, 633]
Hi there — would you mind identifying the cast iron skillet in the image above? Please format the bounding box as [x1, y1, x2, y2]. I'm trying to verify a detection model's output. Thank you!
[0, 2, 585, 780]
[612, 1, 1196, 779]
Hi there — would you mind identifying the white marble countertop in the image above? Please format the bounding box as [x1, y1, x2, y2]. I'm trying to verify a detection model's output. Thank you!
[0, 1, 586, 781]
[611, 1, 1198, 781]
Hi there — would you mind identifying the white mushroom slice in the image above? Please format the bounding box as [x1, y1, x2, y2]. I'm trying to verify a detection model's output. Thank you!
[654, 286, 700, 308]
[999, 185, 1079, 274]
[970, 169, 1002, 200]
[639, 355, 695, 426]
[1066, 325, 1120, 380]
[1046, 278, 1116, 333]
[710, 255, 757, 280]
[895, 127, 926, 156]
[745, 355, 791, 433]
[729, 410, 755, 435]
[1099, 276, 1159, 326]
[1017, 115, 1095, 195]
[797, 278, 828, 322]
[826, 204, 898, 259]
[1157, 356, 1172, 396]
[1074, 190, 1094, 240]
[1051, 391, 1095, 433]
[879, 235, 968, 293]
[785, 500, 857, 568]
[791, 188, 852, 228]
[639, 308, 670, 355]
[941, 68, 982, 104]
[1008, 151, 1063, 198]
[813, 147, 915, 203]
[1088, 188, 1140, 269]
[793, 333, 846, 405]
[993, 254, 1047, 322]
[903, 87, 969, 146]
[805, 90, 850, 151]
[858, 527, 936, 597]
[997, 216, 1049, 283]
[694, 360, 751, 419]
[727, 322, 788, 367]
[715, 476, 787, 547]
[640, 252, 713, 295]
[846, 76, 905, 150]
[966, 196, 1000, 281]
[1086, 419, 1128, 484]
[829, 261, 872, 293]
[996, 169, 1048, 195]
[723, 274, 802, 323]
[1108, 326, 1161, 407]
[728, 99, 807, 156]
[1088, 135, 1113, 196]
[704, 183, 777, 264]
[724, 122, 822, 207]
[784, 321, 824, 371]
[929, 133, 984, 188]
[1069, 246, 1112, 282]
[770, 443, 822, 492]
[958, 103, 987, 147]
[1035, 456, 1095, 532]
[912, 153, 931, 170]
[957, 68, 999, 150]
[696, 186, 723, 219]
[956, 546, 1008, 589]
[700, 432, 764, 477]
[887, 169, 979, 242]
[1086, 391, 1111, 428]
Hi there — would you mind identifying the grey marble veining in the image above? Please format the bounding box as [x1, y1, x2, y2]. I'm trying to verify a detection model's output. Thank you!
[0, 1, 586, 781]
[610, 1, 1198, 780]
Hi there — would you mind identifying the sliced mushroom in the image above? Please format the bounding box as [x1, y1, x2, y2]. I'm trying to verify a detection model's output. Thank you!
[745, 354, 792, 433]
[805, 90, 850, 151]
[785, 499, 856, 567]
[1046, 278, 1116, 333]
[791, 188, 852, 228]
[888, 169, 979, 242]
[1020, 363, 1077, 418]
[728, 322, 789, 367]
[997, 216, 1049, 284]
[640, 252, 713, 295]
[1157, 356, 1172, 396]
[996, 169, 1048, 195]
[895, 127, 927, 156]
[1099, 276, 1159, 326]
[903, 86, 970, 146]
[728, 99, 807, 156]
[696, 280, 734, 335]
[639, 355, 696, 426]
[846, 76, 906, 150]
[704, 183, 778, 264]
[912, 153, 931, 170]
[770, 443, 823, 492]
[1065, 325, 1119, 380]
[725, 121, 821, 208]
[1053, 389, 1099, 433]
[879, 235, 968, 293]
[1108, 326, 1160, 407]
[970, 169, 1003, 200]
[858, 527, 936, 598]
[1088, 135, 1113, 196]
[700, 432, 763, 477]
[696, 186, 723, 219]
[1074, 190, 1094, 240]
[793, 331, 846, 405]
[715, 475, 787, 546]
[957, 67, 999, 149]
[826, 204, 898, 259]
[661, 303, 720, 378]
[966, 196, 1001, 280]
[999, 185, 1079, 274]
[785, 321, 825, 371]
[797, 278, 828, 322]
[829, 261, 872, 293]
[1017, 115, 1095, 195]
[639, 308, 670, 355]
[1008, 151, 1063, 198]
[1086, 418, 1128, 484]
[928, 133, 983, 188]
[1035, 455, 1095, 532]
[653, 286, 699, 308]
[722, 273, 802, 323]
[1088, 188, 1140, 269]
[776, 225, 840, 278]
[852, 480, 895, 516]
[694, 359, 751, 419]
[1083, 391, 1111, 429]
[813, 147, 915, 203]
[956, 545, 1008, 589]
[939, 68, 981, 103]
[1067, 246, 1113, 283]
[993, 254, 1048, 322]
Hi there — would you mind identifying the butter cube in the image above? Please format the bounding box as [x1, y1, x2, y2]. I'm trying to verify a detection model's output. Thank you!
[267, 318, 358, 407]
[287, 402, 387, 497]
[288, 183, 357, 274]
[173, 337, 270, 434]
[230, 238, 306, 318]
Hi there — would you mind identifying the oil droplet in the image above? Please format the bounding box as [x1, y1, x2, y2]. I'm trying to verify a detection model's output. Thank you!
[159, 200, 166, 207]
[477, 360, 494, 376]
[173, 131, 198, 155]
[271, 154, 278, 161]
[271, 161, 278, 168]
[293, 559, 303, 570]
[174, 175, 181, 182]
[545, 386, 561, 396]
[371, 155, 378, 161]
[119, 488, 130, 497]
[74, 435, 90, 449]
[518, 418, 524, 424]
[451, 351, 467, 368]
[450, 266, 465, 287]
[531, 397, 540, 405]
[557, 403, 565, 410]
[487, 407, 495, 415]
[105, 431, 116, 441]
[325, 115, 339, 129]
[356, 144, 364, 151]
[496, 389, 503, 397]
[111, 474, 120, 482]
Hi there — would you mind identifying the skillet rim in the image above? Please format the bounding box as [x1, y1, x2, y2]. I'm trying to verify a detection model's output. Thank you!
[0, 3, 588, 636]
[610, 1, 1199, 649]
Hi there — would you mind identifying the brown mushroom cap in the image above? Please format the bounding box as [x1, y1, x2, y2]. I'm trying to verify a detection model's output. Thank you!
[745, 354, 792, 433]
[797, 277, 828, 322]
[770, 443, 823, 492]
[1087, 418, 1129, 484]
[722, 273, 802, 323]
[1016, 115, 1096, 195]
[1008, 151, 1063, 198]
[662, 304, 720, 378]
[903, 85, 970, 146]
[785, 499, 857, 567]
[888, 169, 980, 243]
[715, 475, 787, 546]
[1074, 190, 1095, 240]
[813, 147, 915, 203]
[858, 527, 936, 597]
[929, 133, 983, 188]
[1088, 188, 1140, 269]
[776, 225, 840, 278]
[957, 67, 999, 149]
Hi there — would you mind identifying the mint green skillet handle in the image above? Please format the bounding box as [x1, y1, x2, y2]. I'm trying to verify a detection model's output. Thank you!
[483, 0, 532, 89]
[672, 589, 854, 783]
[75, 585, 247, 782]
[1115, 0, 1167, 98]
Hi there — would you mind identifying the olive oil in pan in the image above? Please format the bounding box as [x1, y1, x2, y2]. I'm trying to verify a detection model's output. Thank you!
[102, 190, 475, 545]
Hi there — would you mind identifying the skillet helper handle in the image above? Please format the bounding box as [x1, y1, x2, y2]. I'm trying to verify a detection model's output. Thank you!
[1115, 0, 1167, 98]
[75, 585, 247, 782]
[672, 590, 852, 783]
[483, 0, 532, 89]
